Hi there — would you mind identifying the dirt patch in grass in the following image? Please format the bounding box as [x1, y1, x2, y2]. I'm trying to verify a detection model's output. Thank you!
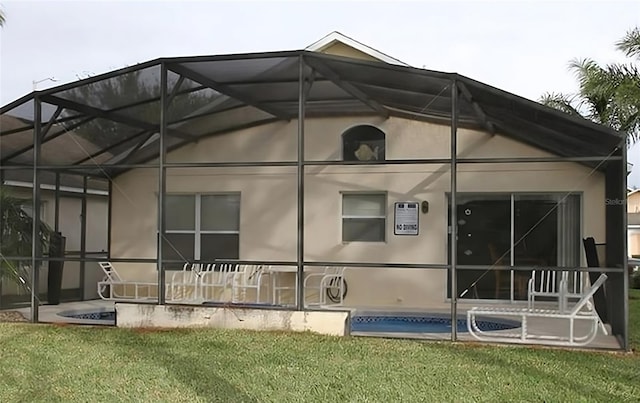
[0, 310, 27, 322]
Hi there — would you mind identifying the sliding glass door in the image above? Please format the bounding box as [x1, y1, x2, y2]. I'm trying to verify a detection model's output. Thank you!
[448, 193, 580, 301]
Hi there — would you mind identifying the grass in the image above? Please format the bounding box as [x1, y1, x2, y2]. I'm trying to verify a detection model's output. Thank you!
[0, 291, 638, 402]
[630, 288, 640, 351]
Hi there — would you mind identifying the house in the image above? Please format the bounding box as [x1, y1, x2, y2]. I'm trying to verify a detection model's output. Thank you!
[628, 188, 640, 258]
[0, 33, 629, 348]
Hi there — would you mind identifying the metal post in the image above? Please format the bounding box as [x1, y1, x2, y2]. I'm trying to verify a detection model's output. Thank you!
[0, 169, 4, 307]
[31, 96, 42, 323]
[296, 55, 306, 310]
[621, 146, 629, 351]
[54, 173, 60, 232]
[79, 175, 88, 300]
[107, 180, 113, 260]
[157, 62, 168, 305]
[450, 79, 458, 341]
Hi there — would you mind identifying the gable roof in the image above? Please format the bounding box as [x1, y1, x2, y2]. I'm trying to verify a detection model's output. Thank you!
[306, 31, 410, 66]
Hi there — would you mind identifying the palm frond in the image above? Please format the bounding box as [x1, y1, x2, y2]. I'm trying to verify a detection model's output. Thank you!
[0, 186, 53, 293]
[543, 26, 640, 146]
[539, 92, 583, 116]
[616, 26, 640, 59]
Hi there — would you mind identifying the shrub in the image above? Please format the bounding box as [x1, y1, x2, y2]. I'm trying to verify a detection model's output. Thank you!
[632, 270, 640, 289]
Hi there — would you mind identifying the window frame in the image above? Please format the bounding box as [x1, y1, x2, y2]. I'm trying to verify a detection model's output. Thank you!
[341, 191, 387, 243]
[446, 191, 583, 301]
[164, 192, 240, 263]
[341, 124, 386, 162]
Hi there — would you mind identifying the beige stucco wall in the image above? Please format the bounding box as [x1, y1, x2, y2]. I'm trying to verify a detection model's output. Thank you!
[318, 42, 381, 62]
[626, 192, 639, 256]
[628, 192, 640, 213]
[110, 116, 606, 309]
[629, 230, 640, 257]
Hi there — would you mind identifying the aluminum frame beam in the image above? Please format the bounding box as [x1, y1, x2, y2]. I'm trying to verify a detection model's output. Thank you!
[30, 96, 42, 323]
[304, 57, 389, 118]
[41, 94, 196, 141]
[40, 106, 64, 139]
[157, 62, 168, 305]
[296, 55, 306, 310]
[71, 128, 152, 166]
[457, 81, 495, 135]
[168, 64, 292, 121]
[0, 154, 623, 173]
[449, 79, 458, 341]
[0, 116, 96, 164]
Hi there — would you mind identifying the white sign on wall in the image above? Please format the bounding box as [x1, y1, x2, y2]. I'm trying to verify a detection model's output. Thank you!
[394, 202, 419, 235]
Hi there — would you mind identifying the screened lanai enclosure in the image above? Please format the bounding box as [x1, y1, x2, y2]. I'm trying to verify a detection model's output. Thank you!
[0, 50, 630, 350]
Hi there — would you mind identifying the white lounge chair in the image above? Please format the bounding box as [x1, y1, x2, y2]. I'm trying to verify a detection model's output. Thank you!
[303, 266, 346, 307]
[169, 263, 213, 302]
[97, 261, 157, 301]
[200, 263, 238, 302]
[527, 269, 588, 310]
[467, 273, 608, 347]
[264, 266, 298, 306]
[230, 264, 269, 304]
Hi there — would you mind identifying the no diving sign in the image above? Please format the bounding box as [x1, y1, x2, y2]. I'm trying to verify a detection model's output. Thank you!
[394, 202, 419, 235]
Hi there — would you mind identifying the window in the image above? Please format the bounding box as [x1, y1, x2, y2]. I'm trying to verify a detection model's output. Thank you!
[448, 193, 581, 300]
[342, 193, 386, 242]
[342, 125, 385, 161]
[163, 193, 239, 268]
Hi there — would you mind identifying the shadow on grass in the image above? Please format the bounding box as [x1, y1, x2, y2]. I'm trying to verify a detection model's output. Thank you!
[458, 345, 634, 401]
[112, 329, 258, 402]
[0, 324, 76, 401]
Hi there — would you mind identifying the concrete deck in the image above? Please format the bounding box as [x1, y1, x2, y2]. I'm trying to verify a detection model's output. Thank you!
[5, 299, 624, 350]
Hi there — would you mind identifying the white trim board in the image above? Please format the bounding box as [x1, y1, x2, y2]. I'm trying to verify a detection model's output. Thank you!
[306, 31, 410, 66]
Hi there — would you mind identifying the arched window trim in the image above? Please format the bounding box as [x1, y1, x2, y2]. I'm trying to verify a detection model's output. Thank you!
[341, 124, 386, 162]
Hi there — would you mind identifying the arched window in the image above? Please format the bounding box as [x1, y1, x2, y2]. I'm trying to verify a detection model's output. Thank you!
[342, 125, 386, 161]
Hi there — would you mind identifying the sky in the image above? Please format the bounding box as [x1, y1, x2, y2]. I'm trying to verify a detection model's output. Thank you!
[1, 0, 639, 181]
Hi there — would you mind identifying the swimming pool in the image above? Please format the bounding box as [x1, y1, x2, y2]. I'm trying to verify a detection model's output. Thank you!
[351, 313, 520, 334]
[54, 309, 520, 335]
[57, 309, 116, 325]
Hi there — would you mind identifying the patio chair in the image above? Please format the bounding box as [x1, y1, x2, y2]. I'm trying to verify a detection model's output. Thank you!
[97, 261, 157, 301]
[303, 266, 347, 307]
[200, 263, 238, 302]
[467, 273, 608, 347]
[527, 270, 587, 310]
[262, 265, 298, 306]
[169, 263, 213, 302]
[230, 264, 269, 304]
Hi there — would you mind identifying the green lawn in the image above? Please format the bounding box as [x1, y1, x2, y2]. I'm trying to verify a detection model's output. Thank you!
[630, 288, 640, 350]
[0, 291, 638, 402]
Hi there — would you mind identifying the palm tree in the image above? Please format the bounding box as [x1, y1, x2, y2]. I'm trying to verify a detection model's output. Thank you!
[0, 186, 52, 300]
[540, 27, 640, 144]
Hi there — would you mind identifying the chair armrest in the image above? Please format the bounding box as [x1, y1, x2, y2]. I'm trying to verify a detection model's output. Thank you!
[303, 272, 326, 287]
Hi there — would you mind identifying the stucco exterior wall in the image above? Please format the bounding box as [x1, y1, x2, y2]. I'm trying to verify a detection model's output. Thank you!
[318, 42, 381, 62]
[629, 230, 640, 257]
[110, 116, 606, 309]
[626, 192, 639, 257]
[628, 192, 640, 213]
